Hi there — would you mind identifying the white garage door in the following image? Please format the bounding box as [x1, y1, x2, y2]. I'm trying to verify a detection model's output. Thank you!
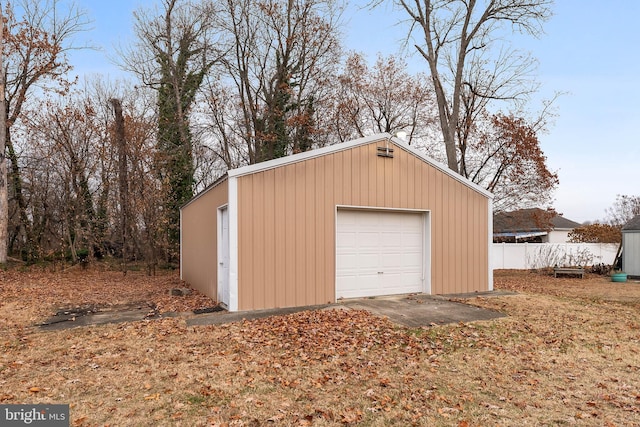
[336, 210, 425, 299]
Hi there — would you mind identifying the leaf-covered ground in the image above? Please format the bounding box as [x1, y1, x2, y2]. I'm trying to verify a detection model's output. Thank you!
[1, 267, 640, 426]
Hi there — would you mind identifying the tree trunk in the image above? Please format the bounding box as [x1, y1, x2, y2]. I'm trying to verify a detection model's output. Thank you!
[110, 98, 128, 274]
[6, 131, 34, 260]
[0, 4, 7, 264]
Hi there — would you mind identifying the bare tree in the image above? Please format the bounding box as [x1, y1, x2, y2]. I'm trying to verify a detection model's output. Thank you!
[90, 79, 163, 272]
[1, 0, 89, 261]
[0, 3, 7, 263]
[205, 0, 344, 165]
[110, 98, 129, 273]
[19, 78, 164, 266]
[606, 195, 640, 227]
[328, 53, 438, 148]
[374, 0, 553, 173]
[122, 0, 222, 258]
[22, 94, 105, 262]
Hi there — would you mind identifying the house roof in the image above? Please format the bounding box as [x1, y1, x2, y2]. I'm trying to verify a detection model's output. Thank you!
[493, 208, 581, 233]
[622, 214, 640, 231]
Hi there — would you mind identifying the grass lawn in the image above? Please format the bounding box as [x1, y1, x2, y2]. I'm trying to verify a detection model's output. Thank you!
[1, 266, 640, 426]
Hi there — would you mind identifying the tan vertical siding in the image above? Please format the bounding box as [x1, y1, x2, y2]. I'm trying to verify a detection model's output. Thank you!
[314, 157, 326, 304]
[181, 179, 228, 298]
[284, 165, 296, 307]
[351, 147, 361, 206]
[274, 167, 286, 306]
[235, 138, 489, 310]
[238, 175, 253, 308]
[342, 149, 352, 202]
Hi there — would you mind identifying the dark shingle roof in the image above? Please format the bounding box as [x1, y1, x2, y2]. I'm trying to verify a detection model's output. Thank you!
[493, 208, 581, 233]
[622, 214, 640, 231]
[551, 215, 583, 230]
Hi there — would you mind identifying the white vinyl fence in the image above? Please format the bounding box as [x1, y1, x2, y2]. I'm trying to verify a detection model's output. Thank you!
[492, 243, 619, 270]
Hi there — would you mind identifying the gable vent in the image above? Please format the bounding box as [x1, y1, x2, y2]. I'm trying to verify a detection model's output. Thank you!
[376, 145, 394, 158]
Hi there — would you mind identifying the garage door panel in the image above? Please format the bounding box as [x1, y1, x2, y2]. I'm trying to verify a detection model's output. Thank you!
[403, 232, 423, 245]
[381, 253, 408, 268]
[381, 253, 421, 269]
[337, 254, 381, 270]
[380, 232, 402, 247]
[335, 254, 358, 269]
[358, 232, 382, 249]
[336, 210, 426, 299]
[337, 278, 380, 298]
[379, 277, 422, 293]
[336, 231, 356, 248]
[356, 254, 381, 269]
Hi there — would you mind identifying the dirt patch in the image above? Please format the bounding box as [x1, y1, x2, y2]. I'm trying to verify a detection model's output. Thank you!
[2, 268, 640, 426]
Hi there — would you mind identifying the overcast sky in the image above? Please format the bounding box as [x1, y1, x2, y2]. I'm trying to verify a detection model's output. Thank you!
[67, 0, 640, 223]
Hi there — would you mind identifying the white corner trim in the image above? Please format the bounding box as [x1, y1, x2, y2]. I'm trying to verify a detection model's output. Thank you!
[179, 208, 183, 280]
[488, 201, 494, 291]
[227, 176, 239, 312]
[181, 174, 228, 210]
[424, 211, 432, 295]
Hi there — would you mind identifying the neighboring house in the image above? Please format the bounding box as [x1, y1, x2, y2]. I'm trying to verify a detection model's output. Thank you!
[493, 208, 582, 243]
[180, 133, 493, 312]
[622, 214, 640, 278]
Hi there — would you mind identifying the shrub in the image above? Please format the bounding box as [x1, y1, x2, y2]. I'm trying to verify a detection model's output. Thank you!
[590, 263, 612, 275]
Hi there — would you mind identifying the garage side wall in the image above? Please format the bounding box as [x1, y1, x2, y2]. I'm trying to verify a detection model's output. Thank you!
[181, 179, 228, 299]
[236, 139, 489, 310]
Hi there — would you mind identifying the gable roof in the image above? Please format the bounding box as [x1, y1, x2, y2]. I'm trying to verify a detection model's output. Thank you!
[226, 133, 493, 199]
[493, 208, 581, 233]
[622, 214, 640, 231]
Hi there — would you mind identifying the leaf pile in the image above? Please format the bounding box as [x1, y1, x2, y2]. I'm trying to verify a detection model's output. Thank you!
[0, 267, 214, 323]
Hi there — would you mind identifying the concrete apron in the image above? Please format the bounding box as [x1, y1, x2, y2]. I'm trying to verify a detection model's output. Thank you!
[37, 293, 510, 331]
[337, 294, 507, 328]
[187, 292, 509, 328]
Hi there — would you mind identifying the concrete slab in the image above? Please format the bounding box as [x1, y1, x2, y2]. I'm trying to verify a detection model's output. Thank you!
[186, 292, 509, 328]
[37, 292, 511, 331]
[337, 294, 507, 328]
[38, 303, 165, 331]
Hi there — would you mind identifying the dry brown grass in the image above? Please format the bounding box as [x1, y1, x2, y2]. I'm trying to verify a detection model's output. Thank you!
[1, 267, 640, 426]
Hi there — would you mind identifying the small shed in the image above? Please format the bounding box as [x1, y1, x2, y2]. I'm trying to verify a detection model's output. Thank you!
[622, 214, 640, 277]
[180, 133, 494, 312]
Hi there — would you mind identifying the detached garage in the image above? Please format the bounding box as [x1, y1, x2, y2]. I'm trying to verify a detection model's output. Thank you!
[181, 133, 493, 312]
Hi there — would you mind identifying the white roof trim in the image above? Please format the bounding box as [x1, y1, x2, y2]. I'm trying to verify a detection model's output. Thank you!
[227, 133, 493, 199]
[389, 135, 493, 199]
[228, 134, 383, 178]
[180, 173, 228, 211]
